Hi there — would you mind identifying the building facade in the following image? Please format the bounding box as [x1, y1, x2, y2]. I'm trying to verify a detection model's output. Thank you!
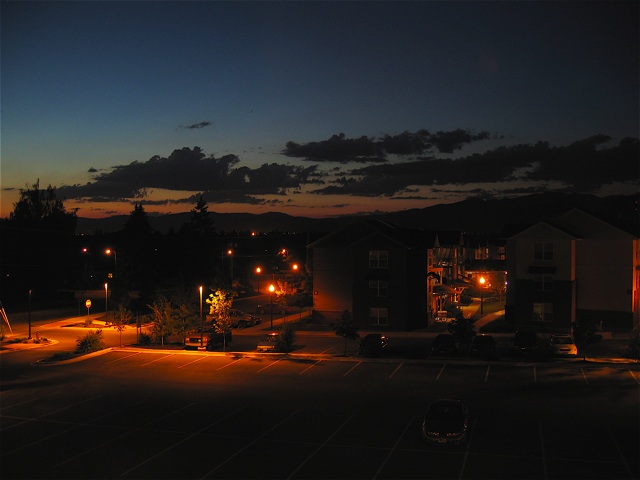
[505, 209, 639, 332]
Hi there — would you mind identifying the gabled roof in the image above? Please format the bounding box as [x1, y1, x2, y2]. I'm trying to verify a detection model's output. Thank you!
[508, 208, 638, 240]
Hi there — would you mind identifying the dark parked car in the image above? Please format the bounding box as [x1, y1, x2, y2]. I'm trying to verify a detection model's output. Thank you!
[257, 332, 279, 352]
[184, 330, 232, 351]
[422, 399, 469, 445]
[469, 334, 497, 359]
[358, 333, 389, 357]
[431, 334, 458, 356]
[229, 309, 262, 329]
[255, 303, 293, 314]
[512, 330, 538, 355]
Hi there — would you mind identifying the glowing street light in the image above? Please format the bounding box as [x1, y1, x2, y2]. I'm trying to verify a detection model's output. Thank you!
[479, 276, 486, 315]
[104, 283, 108, 313]
[199, 286, 204, 349]
[255, 266, 262, 293]
[105, 248, 117, 278]
[269, 283, 275, 329]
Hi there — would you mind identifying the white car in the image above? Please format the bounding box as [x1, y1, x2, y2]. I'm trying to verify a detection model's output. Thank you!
[549, 334, 578, 357]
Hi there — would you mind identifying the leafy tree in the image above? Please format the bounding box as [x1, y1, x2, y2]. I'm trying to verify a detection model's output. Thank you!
[109, 305, 132, 347]
[206, 288, 235, 351]
[334, 310, 359, 356]
[8, 179, 77, 232]
[148, 297, 179, 345]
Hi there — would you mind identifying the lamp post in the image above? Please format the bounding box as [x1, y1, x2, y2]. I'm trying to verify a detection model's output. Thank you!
[199, 286, 204, 349]
[479, 276, 486, 315]
[105, 248, 117, 278]
[269, 284, 275, 329]
[104, 283, 108, 313]
[227, 249, 234, 283]
[28, 289, 32, 340]
[255, 267, 262, 293]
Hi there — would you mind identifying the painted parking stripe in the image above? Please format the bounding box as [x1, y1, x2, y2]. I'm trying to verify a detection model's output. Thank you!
[373, 414, 414, 479]
[389, 363, 403, 379]
[177, 355, 208, 368]
[299, 360, 322, 375]
[484, 365, 490, 382]
[258, 358, 281, 372]
[436, 364, 446, 380]
[343, 361, 361, 377]
[628, 367, 639, 384]
[139, 354, 174, 366]
[104, 352, 141, 364]
[580, 368, 589, 384]
[216, 357, 243, 370]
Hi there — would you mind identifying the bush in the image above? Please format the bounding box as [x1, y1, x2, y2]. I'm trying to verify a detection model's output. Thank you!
[138, 332, 152, 345]
[276, 324, 296, 353]
[75, 329, 105, 354]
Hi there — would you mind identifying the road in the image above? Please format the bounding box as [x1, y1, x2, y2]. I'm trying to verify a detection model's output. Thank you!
[1, 344, 638, 479]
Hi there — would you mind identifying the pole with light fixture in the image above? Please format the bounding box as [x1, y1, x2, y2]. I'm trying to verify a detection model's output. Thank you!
[269, 283, 275, 329]
[199, 286, 204, 349]
[104, 283, 108, 313]
[479, 276, 486, 315]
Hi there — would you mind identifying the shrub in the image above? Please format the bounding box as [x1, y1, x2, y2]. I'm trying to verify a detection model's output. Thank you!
[138, 332, 152, 345]
[75, 329, 105, 354]
[276, 324, 296, 353]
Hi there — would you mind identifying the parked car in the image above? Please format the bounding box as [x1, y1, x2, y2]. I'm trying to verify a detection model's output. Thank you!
[422, 399, 469, 445]
[431, 334, 458, 356]
[257, 332, 279, 352]
[184, 330, 232, 351]
[358, 333, 389, 357]
[229, 309, 261, 329]
[511, 330, 538, 355]
[469, 334, 497, 359]
[549, 334, 578, 357]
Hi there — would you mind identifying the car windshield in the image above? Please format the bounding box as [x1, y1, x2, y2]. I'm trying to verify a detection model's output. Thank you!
[427, 403, 464, 421]
[553, 336, 573, 344]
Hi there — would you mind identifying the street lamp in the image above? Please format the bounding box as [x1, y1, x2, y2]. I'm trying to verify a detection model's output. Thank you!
[105, 248, 117, 278]
[479, 276, 486, 315]
[199, 286, 204, 349]
[269, 283, 275, 329]
[227, 249, 234, 283]
[255, 266, 262, 293]
[104, 283, 108, 313]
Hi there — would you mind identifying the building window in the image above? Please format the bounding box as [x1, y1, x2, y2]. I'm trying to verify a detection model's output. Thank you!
[369, 307, 388, 326]
[533, 275, 553, 291]
[369, 250, 389, 269]
[533, 303, 553, 322]
[534, 242, 553, 261]
[369, 279, 389, 297]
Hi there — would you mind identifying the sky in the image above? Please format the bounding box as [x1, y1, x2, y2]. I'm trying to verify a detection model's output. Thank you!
[2, 1, 638, 220]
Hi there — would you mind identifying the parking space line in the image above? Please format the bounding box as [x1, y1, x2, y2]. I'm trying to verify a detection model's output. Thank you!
[607, 425, 635, 479]
[177, 356, 207, 368]
[287, 412, 357, 480]
[436, 364, 446, 380]
[538, 421, 549, 480]
[299, 360, 322, 375]
[200, 409, 299, 480]
[104, 352, 141, 364]
[320, 347, 334, 354]
[389, 363, 403, 379]
[139, 354, 174, 366]
[258, 358, 281, 372]
[580, 368, 589, 384]
[373, 414, 414, 480]
[628, 367, 639, 384]
[216, 357, 243, 370]
[343, 361, 361, 377]
[124, 406, 246, 478]
[458, 417, 476, 480]
[0, 390, 60, 412]
[484, 365, 490, 382]
[55, 400, 193, 468]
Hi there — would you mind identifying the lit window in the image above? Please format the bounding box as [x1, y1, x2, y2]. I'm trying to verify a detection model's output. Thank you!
[534, 242, 553, 261]
[369, 307, 388, 326]
[533, 303, 553, 322]
[369, 250, 389, 269]
[369, 280, 389, 297]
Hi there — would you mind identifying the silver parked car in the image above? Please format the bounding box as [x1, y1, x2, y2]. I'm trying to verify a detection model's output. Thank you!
[549, 334, 578, 357]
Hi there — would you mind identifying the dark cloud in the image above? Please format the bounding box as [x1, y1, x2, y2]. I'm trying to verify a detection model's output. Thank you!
[181, 121, 213, 129]
[312, 137, 639, 197]
[57, 146, 317, 204]
[282, 129, 493, 162]
[54, 135, 639, 207]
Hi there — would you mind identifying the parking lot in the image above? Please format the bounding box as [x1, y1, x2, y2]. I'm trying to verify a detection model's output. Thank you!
[1, 349, 638, 479]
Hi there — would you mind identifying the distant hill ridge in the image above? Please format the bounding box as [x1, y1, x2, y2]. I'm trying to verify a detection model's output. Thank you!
[76, 192, 639, 237]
